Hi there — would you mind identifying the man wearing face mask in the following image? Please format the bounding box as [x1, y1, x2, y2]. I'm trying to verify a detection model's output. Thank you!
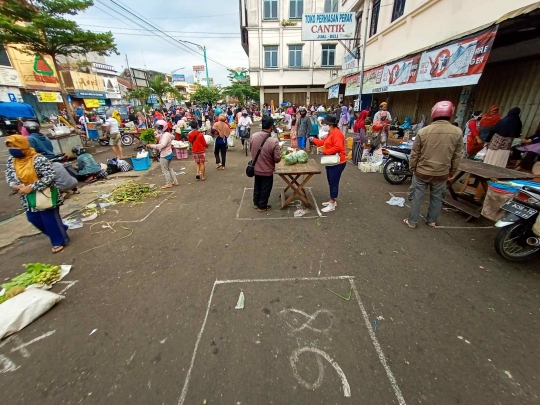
[296, 107, 311, 150]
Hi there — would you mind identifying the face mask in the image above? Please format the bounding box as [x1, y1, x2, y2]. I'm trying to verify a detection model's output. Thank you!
[243, 114, 248, 117]
[9, 149, 25, 158]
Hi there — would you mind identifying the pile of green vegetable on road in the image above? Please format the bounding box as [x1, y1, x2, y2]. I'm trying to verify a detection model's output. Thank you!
[0, 263, 62, 305]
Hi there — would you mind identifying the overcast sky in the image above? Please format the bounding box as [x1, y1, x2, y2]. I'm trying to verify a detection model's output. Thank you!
[70, 0, 248, 86]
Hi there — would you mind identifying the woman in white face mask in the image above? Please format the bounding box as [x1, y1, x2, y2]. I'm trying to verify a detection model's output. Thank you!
[147, 119, 178, 189]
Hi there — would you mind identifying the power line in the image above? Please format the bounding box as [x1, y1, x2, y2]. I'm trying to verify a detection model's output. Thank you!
[79, 24, 239, 35]
[75, 13, 237, 19]
[106, 0, 233, 71]
[87, 31, 239, 39]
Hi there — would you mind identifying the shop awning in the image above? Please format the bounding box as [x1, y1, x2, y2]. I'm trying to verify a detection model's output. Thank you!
[324, 75, 347, 89]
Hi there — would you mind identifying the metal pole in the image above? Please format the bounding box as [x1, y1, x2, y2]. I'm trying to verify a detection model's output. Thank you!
[203, 46, 210, 88]
[356, 7, 370, 111]
[125, 53, 134, 88]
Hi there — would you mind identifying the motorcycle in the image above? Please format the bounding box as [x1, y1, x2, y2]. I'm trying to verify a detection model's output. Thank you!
[494, 186, 540, 261]
[382, 146, 413, 185]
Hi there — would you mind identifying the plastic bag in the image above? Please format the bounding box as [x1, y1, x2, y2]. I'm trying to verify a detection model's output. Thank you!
[204, 134, 214, 146]
[284, 153, 297, 165]
[386, 197, 405, 207]
[474, 146, 488, 162]
[227, 135, 235, 147]
[296, 150, 309, 164]
[0, 289, 64, 339]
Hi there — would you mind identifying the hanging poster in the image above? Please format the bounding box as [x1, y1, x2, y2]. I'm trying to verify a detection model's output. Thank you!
[344, 73, 360, 96]
[328, 84, 340, 99]
[358, 26, 497, 94]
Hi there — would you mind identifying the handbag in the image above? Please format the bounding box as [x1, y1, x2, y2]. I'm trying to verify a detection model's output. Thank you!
[27, 187, 60, 210]
[320, 154, 340, 166]
[246, 134, 271, 178]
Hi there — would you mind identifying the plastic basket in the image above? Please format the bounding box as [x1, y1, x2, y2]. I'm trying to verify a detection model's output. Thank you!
[132, 157, 151, 171]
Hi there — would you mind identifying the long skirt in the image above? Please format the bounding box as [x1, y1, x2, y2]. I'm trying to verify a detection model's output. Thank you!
[26, 207, 70, 247]
[353, 142, 363, 165]
[484, 149, 511, 167]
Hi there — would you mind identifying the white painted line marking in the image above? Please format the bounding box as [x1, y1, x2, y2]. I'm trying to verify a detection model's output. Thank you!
[10, 330, 56, 354]
[290, 347, 351, 397]
[308, 187, 324, 218]
[215, 275, 353, 285]
[236, 187, 247, 219]
[178, 281, 217, 405]
[280, 308, 333, 333]
[349, 279, 406, 405]
[0, 355, 19, 373]
[318, 252, 325, 277]
[57, 280, 78, 294]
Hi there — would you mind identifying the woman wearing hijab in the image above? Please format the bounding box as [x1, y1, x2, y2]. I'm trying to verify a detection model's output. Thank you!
[212, 114, 231, 170]
[479, 105, 501, 142]
[309, 115, 346, 213]
[373, 102, 392, 145]
[484, 107, 522, 167]
[137, 111, 147, 129]
[370, 111, 388, 153]
[353, 109, 369, 165]
[5, 135, 69, 254]
[147, 119, 178, 189]
[339, 105, 350, 135]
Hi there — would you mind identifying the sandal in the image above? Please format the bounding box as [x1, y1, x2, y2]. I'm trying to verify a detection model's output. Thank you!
[403, 219, 417, 229]
[52, 246, 64, 254]
[201, 177, 206, 181]
[219, 166, 225, 170]
[172, 182, 179, 187]
[427, 222, 437, 228]
[161, 184, 173, 189]
[216, 164, 222, 169]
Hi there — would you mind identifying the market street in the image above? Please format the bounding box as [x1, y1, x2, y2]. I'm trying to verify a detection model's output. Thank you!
[0, 145, 538, 405]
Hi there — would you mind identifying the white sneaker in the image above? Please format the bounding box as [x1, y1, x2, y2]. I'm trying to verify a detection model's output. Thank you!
[322, 201, 337, 207]
[321, 202, 336, 212]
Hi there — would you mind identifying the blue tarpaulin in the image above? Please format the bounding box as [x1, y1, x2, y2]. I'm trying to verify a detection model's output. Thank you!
[0, 102, 36, 118]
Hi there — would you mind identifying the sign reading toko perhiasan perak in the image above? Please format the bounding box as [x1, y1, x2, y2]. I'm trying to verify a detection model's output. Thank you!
[301, 13, 355, 41]
[358, 26, 498, 94]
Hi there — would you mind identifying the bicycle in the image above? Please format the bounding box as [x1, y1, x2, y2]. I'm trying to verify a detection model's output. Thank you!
[240, 126, 251, 156]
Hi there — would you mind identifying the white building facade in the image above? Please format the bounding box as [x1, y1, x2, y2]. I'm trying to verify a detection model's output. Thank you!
[239, 0, 346, 107]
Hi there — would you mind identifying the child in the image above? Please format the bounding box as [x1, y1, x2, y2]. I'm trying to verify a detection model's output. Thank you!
[187, 120, 208, 181]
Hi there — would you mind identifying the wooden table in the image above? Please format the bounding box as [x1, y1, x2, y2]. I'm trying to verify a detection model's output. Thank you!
[274, 159, 322, 209]
[445, 160, 536, 220]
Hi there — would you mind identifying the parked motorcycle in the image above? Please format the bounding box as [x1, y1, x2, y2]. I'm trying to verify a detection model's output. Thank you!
[494, 186, 540, 261]
[382, 146, 413, 185]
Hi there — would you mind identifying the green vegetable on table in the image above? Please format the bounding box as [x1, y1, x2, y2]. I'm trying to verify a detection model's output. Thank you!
[296, 150, 309, 164]
[284, 153, 297, 166]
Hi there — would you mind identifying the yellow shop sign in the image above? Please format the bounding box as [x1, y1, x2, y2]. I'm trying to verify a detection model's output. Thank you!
[83, 99, 100, 108]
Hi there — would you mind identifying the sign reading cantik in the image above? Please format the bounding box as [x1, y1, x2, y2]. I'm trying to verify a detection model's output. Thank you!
[302, 13, 355, 41]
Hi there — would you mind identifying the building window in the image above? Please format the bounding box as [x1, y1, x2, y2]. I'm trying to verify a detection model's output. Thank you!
[288, 45, 302, 67]
[263, 0, 278, 19]
[321, 44, 336, 67]
[324, 0, 338, 12]
[0, 45, 11, 67]
[289, 0, 303, 19]
[264, 46, 279, 68]
[353, 11, 362, 48]
[370, 0, 381, 37]
[391, 0, 406, 22]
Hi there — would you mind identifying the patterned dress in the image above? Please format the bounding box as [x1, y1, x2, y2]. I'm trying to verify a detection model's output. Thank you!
[5, 155, 63, 212]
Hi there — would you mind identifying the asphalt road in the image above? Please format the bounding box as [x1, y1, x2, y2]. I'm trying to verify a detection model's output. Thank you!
[0, 137, 538, 405]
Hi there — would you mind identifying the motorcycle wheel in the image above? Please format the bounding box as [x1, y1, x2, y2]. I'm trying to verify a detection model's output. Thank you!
[121, 134, 133, 146]
[494, 222, 540, 261]
[383, 158, 409, 185]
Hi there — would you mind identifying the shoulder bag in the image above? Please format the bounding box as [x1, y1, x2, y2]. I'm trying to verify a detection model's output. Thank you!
[27, 187, 60, 210]
[246, 134, 271, 178]
[320, 154, 340, 166]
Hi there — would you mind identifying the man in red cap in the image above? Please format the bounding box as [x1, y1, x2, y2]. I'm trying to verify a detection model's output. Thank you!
[404, 101, 463, 229]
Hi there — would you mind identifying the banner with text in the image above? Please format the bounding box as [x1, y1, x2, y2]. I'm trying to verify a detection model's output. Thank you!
[344, 73, 360, 96]
[302, 12, 355, 41]
[342, 49, 359, 76]
[359, 26, 497, 94]
[328, 84, 340, 99]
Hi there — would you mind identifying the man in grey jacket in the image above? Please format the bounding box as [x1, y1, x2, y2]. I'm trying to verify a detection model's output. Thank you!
[297, 107, 311, 150]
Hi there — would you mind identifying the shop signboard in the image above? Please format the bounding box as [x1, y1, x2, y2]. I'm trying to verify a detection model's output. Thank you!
[75, 90, 106, 98]
[328, 84, 340, 99]
[193, 65, 205, 72]
[0, 68, 22, 86]
[35, 91, 63, 103]
[102, 77, 120, 94]
[83, 99, 100, 108]
[344, 73, 360, 96]
[342, 49, 358, 76]
[358, 26, 498, 94]
[301, 12, 355, 41]
[172, 74, 186, 82]
[6, 49, 61, 89]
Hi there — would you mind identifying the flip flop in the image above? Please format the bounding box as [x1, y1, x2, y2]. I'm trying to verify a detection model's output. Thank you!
[172, 183, 179, 187]
[216, 164, 222, 169]
[52, 246, 64, 254]
[427, 222, 437, 228]
[161, 184, 173, 189]
[403, 219, 417, 229]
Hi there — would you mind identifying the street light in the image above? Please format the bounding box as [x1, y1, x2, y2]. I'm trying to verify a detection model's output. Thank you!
[176, 40, 211, 89]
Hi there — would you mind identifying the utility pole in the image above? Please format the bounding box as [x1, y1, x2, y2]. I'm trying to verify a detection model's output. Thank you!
[203, 46, 210, 88]
[356, 8, 370, 111]
[125, 53, 134, 88]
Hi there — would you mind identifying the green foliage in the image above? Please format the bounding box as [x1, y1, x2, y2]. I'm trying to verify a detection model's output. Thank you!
[129, 87, 152, 105]
[0, 0, 118, 58]
[2, 263, 61, 291]
[147, 74, 182, 105]
[140, 128, 156, 144]
[222, 82, 259, 104]
[190, 83, 222, 105]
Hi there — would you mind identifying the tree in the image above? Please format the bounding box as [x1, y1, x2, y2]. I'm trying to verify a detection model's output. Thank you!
[0, 0, 118, 124]
[222, 69, 259, 105]
[147, 74, 182, 105]
[190, 83, 222, 105]
[128, 87, 151, 109]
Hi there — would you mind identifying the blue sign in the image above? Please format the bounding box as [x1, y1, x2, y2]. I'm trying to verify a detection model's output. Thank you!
[172, 74, 185, 82]
[74, 90, 107, 98]
[147, 94, 158, 104]
[67, 95, 72, 103]
[7, 93, 17, 102]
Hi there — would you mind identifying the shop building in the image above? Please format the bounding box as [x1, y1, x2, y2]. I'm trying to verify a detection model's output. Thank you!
[92, 62, 123, 106]
[59, 70, 108, 110]
[6, 46, 64, 120]
[0, 45, 24, 103]
[239, 0, 345, 107]
[328, 0, 540, 136]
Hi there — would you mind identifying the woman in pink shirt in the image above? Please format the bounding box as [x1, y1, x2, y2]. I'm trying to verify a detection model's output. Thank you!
[147, 119, 178, 189]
